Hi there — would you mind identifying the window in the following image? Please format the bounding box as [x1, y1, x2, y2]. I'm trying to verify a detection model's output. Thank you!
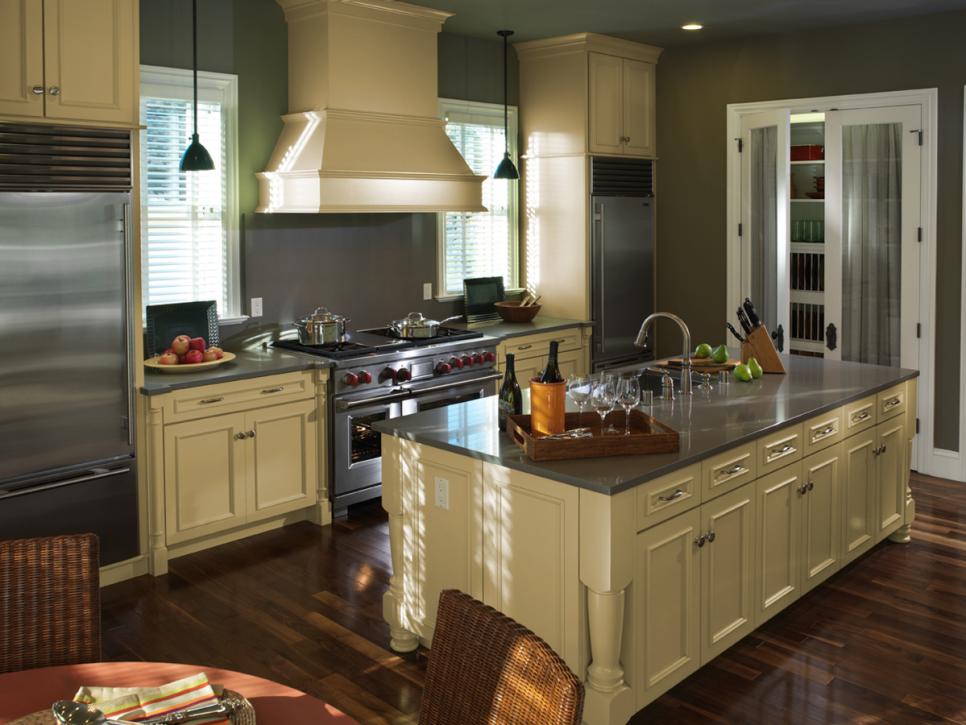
[140, 66, 240, 320]
[438, 99, 519, 299]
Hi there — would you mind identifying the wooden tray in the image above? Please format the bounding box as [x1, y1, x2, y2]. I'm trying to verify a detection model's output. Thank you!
[144, 351, 236, 374]
[506, 410, 679, 461]
[659, 357, 740, 374]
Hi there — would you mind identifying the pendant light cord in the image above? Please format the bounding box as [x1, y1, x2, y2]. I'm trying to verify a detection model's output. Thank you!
[192, 0, 199, 137]
[502, 31, 509, 155]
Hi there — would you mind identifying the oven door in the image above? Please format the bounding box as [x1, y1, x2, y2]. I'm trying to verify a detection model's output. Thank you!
[402, 373, 502, 416]
[334, 390, 409, 499]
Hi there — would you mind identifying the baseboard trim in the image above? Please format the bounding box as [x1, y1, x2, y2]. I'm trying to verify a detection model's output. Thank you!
[100, 554, 149, 587]
[920, 447, 963, 481]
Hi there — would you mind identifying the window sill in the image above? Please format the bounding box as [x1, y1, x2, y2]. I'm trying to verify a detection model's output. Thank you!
[435, 288, 525, 304]
[219, 315, 249, 326]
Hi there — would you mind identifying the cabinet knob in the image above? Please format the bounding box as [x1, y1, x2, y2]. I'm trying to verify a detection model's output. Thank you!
[694, 534, 706, 548]
[705, 530, 716, 543]
[246, 430, 256, 438]
[31, 85, 45, 95]
[807, 481, 815, 492]
[234, 432, 246, 440]
[48, 86, 61, 96]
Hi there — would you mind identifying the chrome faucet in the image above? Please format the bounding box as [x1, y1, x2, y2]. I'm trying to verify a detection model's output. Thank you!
[635, 312, 693, 396]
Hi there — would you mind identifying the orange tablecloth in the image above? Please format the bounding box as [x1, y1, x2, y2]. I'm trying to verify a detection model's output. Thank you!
[0, 662, 357, 724]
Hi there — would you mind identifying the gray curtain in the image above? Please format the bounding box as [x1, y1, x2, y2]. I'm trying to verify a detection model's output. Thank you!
[751, 126, 778, 329]
[841, 123, 901, 366]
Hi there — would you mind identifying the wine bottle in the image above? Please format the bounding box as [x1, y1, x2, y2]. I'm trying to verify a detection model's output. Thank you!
[540, 341, 563, 383]
[498, 354, 523, 431]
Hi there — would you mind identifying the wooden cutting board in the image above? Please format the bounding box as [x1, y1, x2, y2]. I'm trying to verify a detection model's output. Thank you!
[658, 357, 741, 374]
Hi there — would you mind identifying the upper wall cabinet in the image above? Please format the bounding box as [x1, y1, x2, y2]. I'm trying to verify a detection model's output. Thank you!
[517, 33, 662, 159]
[0, 0, 138, 126]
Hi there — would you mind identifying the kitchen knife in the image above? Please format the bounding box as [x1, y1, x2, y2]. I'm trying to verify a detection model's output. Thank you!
[736, 308, 753, 335]
[743, 298, 762, 328]
[727, 322, 746, 343]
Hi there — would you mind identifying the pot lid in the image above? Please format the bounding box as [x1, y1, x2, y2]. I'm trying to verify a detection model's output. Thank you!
[392, 311, 438, 330]
[302, 307, 346, 324]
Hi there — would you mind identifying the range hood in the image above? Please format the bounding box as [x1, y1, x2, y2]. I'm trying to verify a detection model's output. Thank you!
[257, 0, 486, 213]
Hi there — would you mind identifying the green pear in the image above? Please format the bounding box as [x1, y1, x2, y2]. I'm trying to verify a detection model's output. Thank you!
[711, 345, 729, 364]
[694, 343, 713, 359]
[748, 357, 764, 379]
[733, 363, 753, 382]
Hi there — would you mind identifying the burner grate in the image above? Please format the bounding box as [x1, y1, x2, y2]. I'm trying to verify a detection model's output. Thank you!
[360, 327, 483, 345]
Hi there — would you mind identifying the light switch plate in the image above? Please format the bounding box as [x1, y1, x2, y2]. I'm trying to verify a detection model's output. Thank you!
[434, 476, 449, 510]
[250, 297, 263, 317]
[423, 282, 433, 301]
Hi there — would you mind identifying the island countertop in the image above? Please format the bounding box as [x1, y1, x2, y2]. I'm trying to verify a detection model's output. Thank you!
[373, 356, 918, 495]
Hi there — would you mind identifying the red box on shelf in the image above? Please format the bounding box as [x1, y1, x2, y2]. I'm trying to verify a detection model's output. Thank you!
[791, 144, 824, 161]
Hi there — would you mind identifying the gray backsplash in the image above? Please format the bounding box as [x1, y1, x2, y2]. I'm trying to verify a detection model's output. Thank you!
[233, 212, 464, 338]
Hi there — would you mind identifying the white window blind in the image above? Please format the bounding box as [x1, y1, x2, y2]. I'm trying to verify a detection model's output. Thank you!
[439, 99, 518, 298]
[139, 66, 239, 318]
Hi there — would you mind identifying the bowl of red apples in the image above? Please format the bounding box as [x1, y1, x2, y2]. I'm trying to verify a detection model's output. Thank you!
[144, 334, 236, 373]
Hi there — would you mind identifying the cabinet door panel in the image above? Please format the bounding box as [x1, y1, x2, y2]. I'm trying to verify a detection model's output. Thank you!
[588, 52, 623, 155]
[164, 413, 247, 544]
[483, 464, 580, 669]
[621, 58, 655, 157]
[513, 355, 545, 393]
[43, 0, 136, 124]
[0, 0, 44, 118]
[755, 465, 802, 623]
[802, 445, 842, 592]
[701, 484, 755, 663]
[842, 429, 876, 562]
[247, 399, 318, 520]
[635, 508, 701, 707]
[556, 348, 583, 380]
[876, 420, 905, 537]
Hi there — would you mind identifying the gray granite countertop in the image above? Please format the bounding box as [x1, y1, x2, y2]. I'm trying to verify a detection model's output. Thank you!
[373, 356, 918, 495]
[140, 345, 329, 395]
[446, 316, 589, 340]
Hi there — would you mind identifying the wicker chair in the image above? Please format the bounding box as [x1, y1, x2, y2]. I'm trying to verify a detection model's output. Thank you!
[419, 589, 584, 725]
[0, 533, 101, 673]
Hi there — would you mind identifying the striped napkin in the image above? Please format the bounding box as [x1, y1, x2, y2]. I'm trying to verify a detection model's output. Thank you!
[73, 672, 230, 724]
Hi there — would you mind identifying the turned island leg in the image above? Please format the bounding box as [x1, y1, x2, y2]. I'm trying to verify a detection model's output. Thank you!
[380, 434, 419, 653]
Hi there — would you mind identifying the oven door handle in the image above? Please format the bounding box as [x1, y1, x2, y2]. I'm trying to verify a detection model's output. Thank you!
[336, 390, 411, 411]
[404, 372, 503, 396]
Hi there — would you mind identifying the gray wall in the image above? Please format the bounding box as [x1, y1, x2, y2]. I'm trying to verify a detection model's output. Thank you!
[140, 1, 516, 334]
[655, 9, 966, 450]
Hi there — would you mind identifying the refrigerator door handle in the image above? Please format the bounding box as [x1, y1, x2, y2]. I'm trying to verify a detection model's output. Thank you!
[0, 466, 132, 501]
[122, 201, 135, 448]
[592, 202, 605, 351]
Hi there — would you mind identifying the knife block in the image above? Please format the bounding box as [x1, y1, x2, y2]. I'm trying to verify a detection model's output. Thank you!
[741, 326, 786, 374]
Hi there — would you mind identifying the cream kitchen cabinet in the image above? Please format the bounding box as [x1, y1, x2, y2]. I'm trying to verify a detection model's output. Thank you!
[875, 417, 905, 537]
[800, 444, 843, 592]
[0, 0, 138, 126]
[494, 326, 591, 391]
[589, 52, 656, 158]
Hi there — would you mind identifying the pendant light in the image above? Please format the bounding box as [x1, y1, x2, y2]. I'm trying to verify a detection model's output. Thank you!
[493, 29, 519, 180]
[179, 0, 215, 172]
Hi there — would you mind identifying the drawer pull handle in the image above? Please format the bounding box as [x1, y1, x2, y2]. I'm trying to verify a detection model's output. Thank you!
[694, 534, 706, 548]
[705, 530, 715, 543]
[261, 386, 285, 394]
[813, 425, 836, 439]
[768, 443, 795, 459]
[851, 411, 871, 423]
[199, 397, 224, 405]
[517, 344, 533, 351]
[657, 488, 686, 503]
[884, 396, 901, 409]
[718, 463, 748, 479]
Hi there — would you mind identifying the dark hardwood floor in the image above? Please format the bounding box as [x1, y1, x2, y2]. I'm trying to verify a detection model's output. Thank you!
[102, 472, 966, 724]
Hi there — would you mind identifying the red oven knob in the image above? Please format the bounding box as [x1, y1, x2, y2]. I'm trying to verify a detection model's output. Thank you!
[461, 355, 473, 367]
[379, 367, 396, 383]
[357, 370, 372, 384]
[483, 351, 496, 363]
[449, 356, 464, 369]
[396, 367, 412, 382]
[472, 353, 483, 365]
[343, 372, 359, 387]
[435, 362, 452, 375]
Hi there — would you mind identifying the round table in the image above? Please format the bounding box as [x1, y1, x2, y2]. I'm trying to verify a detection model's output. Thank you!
[0, 662, 356, 724]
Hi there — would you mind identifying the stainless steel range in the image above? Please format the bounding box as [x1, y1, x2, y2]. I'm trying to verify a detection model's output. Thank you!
[275, 326, 500, 517]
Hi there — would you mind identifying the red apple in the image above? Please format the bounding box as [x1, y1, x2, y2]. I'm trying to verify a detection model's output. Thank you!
[162, 347, 174, 355]
[184, 349, 204, 364]
[206, 346, 224, 360]
[171, 335, 191, 355]
[202, 348, 219, 362]
[177, 354, 188, 364]
[189, 337, 206, 352]
[158, 352, 179, 365]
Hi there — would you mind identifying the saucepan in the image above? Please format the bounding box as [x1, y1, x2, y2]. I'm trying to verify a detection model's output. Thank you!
[294, 307, 349, 345]
[388, 312, 462, 339]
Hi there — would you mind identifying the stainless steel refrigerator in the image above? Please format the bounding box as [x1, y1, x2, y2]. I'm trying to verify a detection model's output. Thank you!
[591, 157, 655, 371]
[0, 123, 137, 563]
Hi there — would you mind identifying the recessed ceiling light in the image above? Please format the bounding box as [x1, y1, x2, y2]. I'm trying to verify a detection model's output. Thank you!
[681, 23, 703, 31]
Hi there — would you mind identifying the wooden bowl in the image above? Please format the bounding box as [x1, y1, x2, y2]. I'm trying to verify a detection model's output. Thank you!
[494, 301, 541, 323]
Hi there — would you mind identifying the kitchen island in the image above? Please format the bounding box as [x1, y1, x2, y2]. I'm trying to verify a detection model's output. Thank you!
[374, 356, 918, 724]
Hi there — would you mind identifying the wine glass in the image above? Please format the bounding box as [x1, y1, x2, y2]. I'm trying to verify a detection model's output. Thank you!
[617, 375, 641, 436]
[567, 375, 592, 425]
[591, 375, 617, 434]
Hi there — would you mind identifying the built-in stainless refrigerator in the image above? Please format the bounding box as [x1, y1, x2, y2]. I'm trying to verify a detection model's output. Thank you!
[0, 123, 137, 564]
[591, 157, 655, 371]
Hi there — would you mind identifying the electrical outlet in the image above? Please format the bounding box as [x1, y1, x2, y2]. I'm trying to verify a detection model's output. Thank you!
[423, 282, 433, 301]
[250, 297, 263, 317]
[434, 476, 449, 510]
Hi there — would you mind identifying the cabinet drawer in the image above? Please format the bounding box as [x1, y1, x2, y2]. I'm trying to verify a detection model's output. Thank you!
[701, 444, 756, 500]
[164, 372, 314, 423]
[877, 384, 906, 422]
[635, 463, 701, 531]
[503, 327, 583, 358]
[844, 395, 876, 435]
[756, 424, 803, 476]
[802, 408, 844, 455]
